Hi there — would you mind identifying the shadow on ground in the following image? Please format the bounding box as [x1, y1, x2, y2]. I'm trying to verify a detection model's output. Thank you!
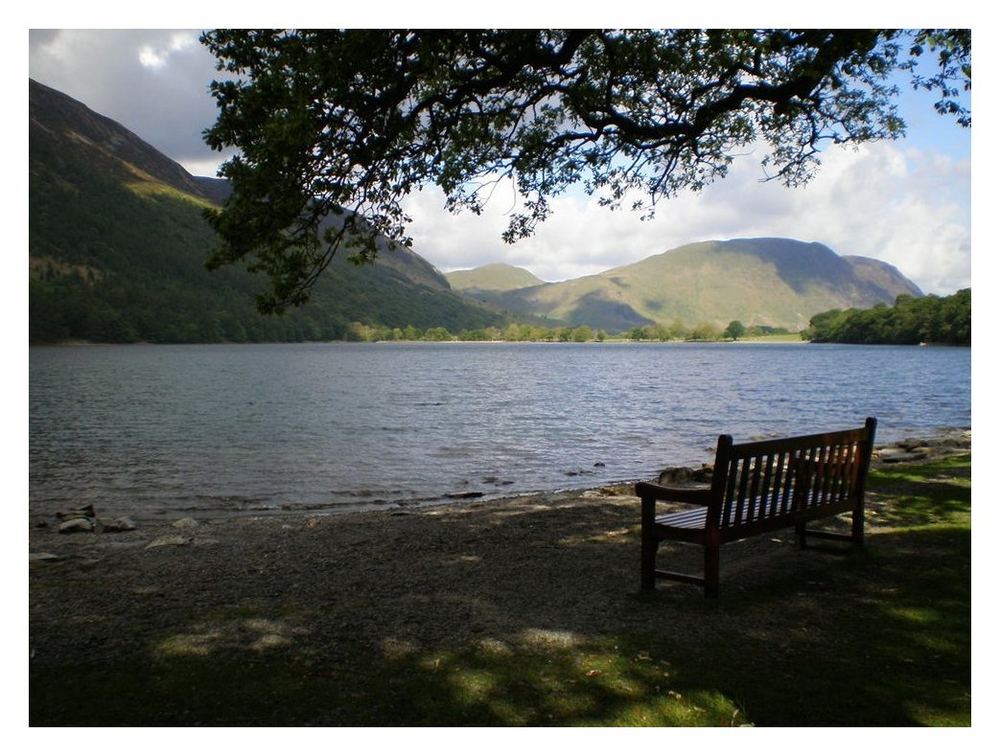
[29, 460, 970, 726]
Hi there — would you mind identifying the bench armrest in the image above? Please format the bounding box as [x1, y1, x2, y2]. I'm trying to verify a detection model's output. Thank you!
[634, 481, 713, 506]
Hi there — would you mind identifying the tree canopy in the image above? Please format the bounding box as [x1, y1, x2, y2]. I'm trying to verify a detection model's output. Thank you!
[200, 29, 971, 313]
[723, 320, 746, 341]
[803, 289, 970, 345]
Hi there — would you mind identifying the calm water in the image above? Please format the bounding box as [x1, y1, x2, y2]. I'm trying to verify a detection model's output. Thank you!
[29, 342, 970, 519]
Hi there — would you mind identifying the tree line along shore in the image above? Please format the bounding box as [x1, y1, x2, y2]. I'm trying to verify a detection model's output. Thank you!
[31, 286, 969, 347]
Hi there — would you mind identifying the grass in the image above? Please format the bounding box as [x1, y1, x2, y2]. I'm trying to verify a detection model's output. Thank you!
[29, 455, 970, 726]
[738, 333, 804, 342]
[125, 178, 217, 211]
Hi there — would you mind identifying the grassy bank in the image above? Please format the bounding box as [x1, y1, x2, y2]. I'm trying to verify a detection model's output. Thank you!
[30, 455, 970, 726]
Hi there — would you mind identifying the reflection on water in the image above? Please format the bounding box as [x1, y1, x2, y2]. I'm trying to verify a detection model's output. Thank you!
[29, 342, 970, 518]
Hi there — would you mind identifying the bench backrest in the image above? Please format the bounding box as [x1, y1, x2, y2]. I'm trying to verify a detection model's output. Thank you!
[707, 418, 877, 532]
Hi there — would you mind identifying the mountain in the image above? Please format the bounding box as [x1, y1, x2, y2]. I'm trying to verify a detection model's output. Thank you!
[467, 238, 922, 332]
[29, 79, 926, 342]
[446, 263, 545, 292]
[28, 78, 505, 343]
[842, 255, 922, 297]
[29, 79, 219, 204]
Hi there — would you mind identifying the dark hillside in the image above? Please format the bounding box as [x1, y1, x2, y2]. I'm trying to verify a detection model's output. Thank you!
[29, 79, 505, 343]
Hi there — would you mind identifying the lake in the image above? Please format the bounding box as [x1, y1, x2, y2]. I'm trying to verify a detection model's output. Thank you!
[29, 342, 970, 519]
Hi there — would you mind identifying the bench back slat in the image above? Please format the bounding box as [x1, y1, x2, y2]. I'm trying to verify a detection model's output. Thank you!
[720, 449, 739, 525]
[833, 442, 854, 504]
[733, 455, 753, 525]
[746, 454, 764, 522]
[816, 447, 829, 506]
[707, 419, 877, 531]
[757, 453, 776, 521]
[824, 443, 842, 505]
[777, 449, 794, 515]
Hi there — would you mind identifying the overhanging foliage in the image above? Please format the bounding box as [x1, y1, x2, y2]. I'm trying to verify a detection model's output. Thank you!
[201, 29, 971, 313]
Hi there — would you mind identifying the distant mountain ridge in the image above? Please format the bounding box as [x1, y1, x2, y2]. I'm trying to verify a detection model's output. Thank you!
[459, 238, 922, 332]
[29, 78, 506, 342]
[446, 263, 545, 292]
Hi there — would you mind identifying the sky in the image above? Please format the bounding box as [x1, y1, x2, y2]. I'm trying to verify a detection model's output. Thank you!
[27, 27, 972, 295]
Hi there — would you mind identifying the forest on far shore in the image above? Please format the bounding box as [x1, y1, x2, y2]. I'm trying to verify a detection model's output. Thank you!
[802, 289, 970, 346]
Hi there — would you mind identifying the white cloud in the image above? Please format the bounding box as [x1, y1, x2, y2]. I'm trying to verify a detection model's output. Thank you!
[176, 156, 229, 178]
[138, 46, 167, 69]
[405, 142, 970, 294]
[139, 33, 197, 68]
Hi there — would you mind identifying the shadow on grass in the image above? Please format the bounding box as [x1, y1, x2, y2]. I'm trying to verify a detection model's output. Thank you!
[866, 458, 971, 528]
[30, 459, 970, 726]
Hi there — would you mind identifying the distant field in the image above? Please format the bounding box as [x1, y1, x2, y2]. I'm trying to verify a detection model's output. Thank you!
[601, 334, 804, 344]
[739, 333, 804, 342]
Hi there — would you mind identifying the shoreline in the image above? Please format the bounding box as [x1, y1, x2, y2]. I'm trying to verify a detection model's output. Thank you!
[31, 428, 971, 531]
[33, 337, 976, 348]
[31, 338, 806, 347]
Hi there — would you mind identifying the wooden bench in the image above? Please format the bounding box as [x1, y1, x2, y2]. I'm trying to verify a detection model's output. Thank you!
[636, 418, 877, 598]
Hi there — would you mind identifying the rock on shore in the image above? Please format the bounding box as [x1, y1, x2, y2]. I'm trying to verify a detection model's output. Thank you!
[49, 506, 137, 535]
[874, 430, 970, 464]
[653, 429, 970, 481]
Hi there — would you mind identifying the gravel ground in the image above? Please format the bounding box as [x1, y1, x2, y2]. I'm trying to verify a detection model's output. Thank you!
[29, 487, 667, 667]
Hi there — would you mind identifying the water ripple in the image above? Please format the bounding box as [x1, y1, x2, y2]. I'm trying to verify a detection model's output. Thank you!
[30, 342, 970, 518]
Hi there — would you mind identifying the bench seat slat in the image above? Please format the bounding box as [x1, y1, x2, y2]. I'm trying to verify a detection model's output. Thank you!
[654, 491, 859, 531]
[654, 507, 708, 528]
[654, 497, 791, 531]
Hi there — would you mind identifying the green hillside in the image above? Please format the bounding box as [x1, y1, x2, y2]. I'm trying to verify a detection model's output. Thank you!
[446, 263, 545, 292]
[472, 238, 922, 332]
[28, 79, 506, 343]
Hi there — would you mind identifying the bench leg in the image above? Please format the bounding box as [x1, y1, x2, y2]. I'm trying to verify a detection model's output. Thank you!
[851, 504, 865, 549]
[640, 495, 658, 592]
[640, 534, 658, 592]
[703, 540, 720, 599]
